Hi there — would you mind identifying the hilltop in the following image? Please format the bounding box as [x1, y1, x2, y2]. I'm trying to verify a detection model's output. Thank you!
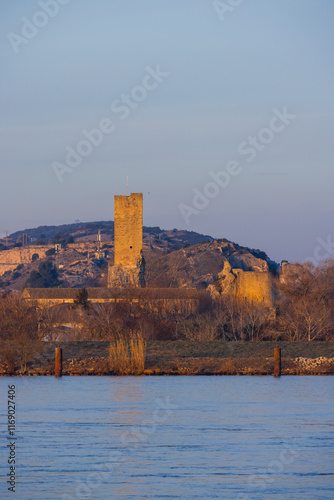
[7, 222, 213, 248]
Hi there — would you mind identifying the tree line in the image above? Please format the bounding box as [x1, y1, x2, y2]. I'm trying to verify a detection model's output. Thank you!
[1, 260, 334, 372]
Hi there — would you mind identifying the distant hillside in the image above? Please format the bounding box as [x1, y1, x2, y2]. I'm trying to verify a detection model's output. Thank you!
[8, 222, 213, 249]
[0, 222, 278, 291]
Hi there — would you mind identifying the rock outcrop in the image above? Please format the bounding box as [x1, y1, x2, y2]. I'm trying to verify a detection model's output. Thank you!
[108, 252, 146, 288]
[146, 239, 273, 289]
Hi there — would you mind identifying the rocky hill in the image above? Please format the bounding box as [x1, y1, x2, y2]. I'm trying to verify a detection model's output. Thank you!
[0, 223, 278, 291]
[145, 239, 278, 288]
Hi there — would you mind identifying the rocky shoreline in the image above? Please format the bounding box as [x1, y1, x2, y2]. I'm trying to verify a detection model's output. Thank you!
[1, 341, 334, 376]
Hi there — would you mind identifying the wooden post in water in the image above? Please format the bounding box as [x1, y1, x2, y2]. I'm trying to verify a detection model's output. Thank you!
[274, 347, 281, 378]
[55, 347, 62, 378]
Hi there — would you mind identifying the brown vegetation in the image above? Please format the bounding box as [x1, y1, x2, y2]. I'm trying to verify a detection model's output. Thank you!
[1, 260, 334, 376]
[108, 335, 146, 375]
[274, 260, 334, 341]
[0, 293, 40, 373]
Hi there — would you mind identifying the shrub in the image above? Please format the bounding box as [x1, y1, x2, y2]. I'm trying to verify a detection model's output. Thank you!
[0, 342, 17, 374]
[26, 261, 60, 288]
[129, 336, 146, 373]
[31, 253, 39, 262]
[75, 288, 89, 308]
[109, 335, 146, 375]
[177, 312, 219, 341]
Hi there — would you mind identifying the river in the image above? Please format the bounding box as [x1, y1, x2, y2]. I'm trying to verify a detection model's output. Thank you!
[0, 376, 333, 499]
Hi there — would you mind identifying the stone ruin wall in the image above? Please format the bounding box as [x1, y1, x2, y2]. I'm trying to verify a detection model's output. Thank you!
[233, 269, 273, 307]
[0, 246, 51, 276]
[208, 261, 274, 307]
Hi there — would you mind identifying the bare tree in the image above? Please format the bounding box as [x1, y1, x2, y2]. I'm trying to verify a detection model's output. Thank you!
[38, 306, 63, 341]
[276, 295, 330, 341]
[177, 311, 219, 341]
[276, 261, 333, 341]
[84, 301, 142, 340]
[0, 293, 40, 373]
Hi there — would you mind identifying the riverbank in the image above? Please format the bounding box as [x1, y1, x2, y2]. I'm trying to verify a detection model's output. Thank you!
[1, 341, 334, 376]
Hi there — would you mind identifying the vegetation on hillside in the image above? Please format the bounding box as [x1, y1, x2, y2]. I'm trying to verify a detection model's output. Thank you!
[26, 261, 61, 288]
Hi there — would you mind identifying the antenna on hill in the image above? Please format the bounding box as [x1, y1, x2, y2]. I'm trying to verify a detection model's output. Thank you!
[6, 231, 8, 247]
[126, 175, 128, 196]
[55, 244, 61, 269]
[97, 229, 101, 259]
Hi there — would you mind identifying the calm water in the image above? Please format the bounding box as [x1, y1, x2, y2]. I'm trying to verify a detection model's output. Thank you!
[0, 376, 333, 500]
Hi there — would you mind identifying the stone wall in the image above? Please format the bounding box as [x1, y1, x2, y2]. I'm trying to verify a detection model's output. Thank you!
[0, 246, 51, 276]
[208, 261, 273, 307]
[233, 269, 273, 307]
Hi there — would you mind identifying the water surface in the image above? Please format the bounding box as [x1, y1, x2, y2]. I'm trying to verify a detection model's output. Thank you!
[0, 376, 333, 499]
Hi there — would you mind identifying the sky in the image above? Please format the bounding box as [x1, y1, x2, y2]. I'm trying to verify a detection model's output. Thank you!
[1, 0, 333, 264]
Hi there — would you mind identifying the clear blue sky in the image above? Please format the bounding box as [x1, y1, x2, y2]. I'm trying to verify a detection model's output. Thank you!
[1, 0, 333, 263]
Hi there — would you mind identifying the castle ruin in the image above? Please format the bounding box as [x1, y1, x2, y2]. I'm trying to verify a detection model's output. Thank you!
[19, 190, 276, 308]
[108, 193, 145, 288]
[208, 261, 273, 308]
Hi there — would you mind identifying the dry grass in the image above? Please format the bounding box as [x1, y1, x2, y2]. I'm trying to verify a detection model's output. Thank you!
[219, 358, 240, 374]
[109, 335, 146, 375]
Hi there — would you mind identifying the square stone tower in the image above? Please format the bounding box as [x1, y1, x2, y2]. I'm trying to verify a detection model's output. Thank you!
[114, 193, 143, 267]
[108, 193, 145, 288]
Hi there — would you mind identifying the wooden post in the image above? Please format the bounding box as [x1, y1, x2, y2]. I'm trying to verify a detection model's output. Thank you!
[274, 347, 281, 378]
[55, 347, 62, 378]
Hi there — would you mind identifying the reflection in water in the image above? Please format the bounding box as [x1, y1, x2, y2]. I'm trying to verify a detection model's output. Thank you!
[109, 377, 147, 426]
[0, 376, 333, 500]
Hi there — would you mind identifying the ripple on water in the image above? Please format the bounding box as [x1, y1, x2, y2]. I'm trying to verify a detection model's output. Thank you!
[0, 376, 333, 500]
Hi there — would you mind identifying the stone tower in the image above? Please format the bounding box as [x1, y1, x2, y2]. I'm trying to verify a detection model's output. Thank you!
[108, 193, 145, 287]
